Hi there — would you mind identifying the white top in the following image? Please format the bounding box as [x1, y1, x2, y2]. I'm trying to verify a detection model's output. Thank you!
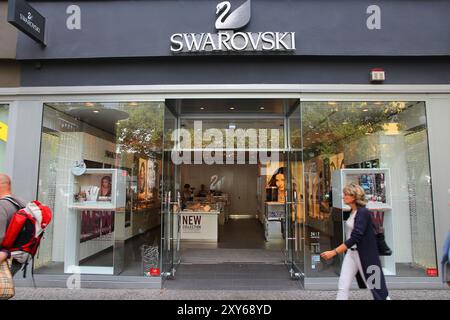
[346, 210, 357, 249]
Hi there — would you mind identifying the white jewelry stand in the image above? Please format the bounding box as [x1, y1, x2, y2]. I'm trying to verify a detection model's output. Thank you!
[64, 168, 126, 275]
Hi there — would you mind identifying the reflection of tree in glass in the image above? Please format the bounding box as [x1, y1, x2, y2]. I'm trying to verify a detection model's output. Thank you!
[116, 104, 164, 158]
[302, 101, 414, 158]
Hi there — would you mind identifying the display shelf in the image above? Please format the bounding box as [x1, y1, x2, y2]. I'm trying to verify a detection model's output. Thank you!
[332, 168, 392, 211]
[68, 168, 126, 209]
[264, 202, 285, 241]
[64, 168, 126, 275]
[68, 203, 117, 210]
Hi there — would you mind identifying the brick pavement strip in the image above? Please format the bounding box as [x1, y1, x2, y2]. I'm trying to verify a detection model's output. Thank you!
[11, 288, 450, 300]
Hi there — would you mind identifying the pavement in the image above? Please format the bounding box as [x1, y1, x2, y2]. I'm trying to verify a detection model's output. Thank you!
[11, 287, 450, 300]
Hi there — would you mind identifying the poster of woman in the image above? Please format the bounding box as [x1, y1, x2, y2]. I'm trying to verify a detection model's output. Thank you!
[138, 158, 147, 200]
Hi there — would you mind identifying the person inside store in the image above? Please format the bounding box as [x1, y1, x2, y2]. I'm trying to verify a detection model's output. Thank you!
[181, 184, 192, 209]
[98, 175, 112, 200]
[320, 183, 390, 300]
[196, 184, 209, 197]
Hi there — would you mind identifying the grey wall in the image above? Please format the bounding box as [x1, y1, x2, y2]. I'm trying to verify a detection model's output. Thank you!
[15, 0, 450, 59]
[0, 61, 21, 87]
[5, 102, 43, 201]
[0, 1, 18, 59]
[20, 57, 450, 86]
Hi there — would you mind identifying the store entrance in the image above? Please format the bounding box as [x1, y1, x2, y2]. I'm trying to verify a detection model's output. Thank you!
[160, 99, 305, 289]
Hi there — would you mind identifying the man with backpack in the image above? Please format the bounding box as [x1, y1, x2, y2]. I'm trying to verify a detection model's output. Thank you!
[0, 173, 28, 275]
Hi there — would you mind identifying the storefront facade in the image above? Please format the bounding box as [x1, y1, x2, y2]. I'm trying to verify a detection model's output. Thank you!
[0, 0, 449, 289]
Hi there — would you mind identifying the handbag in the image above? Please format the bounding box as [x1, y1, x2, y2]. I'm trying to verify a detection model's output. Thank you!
[376, 232, 392, 256]
[370, 211, 392, 256]
[0, 259, 15, 300]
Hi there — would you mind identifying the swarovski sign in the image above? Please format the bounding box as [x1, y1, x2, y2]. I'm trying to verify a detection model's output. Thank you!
[170, 0, 296, 53]
[8, 0, 46, 46]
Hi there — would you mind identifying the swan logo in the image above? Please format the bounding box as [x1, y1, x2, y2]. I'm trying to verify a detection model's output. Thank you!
[170, 0, 295, 53]
[215, 0, 251, 31]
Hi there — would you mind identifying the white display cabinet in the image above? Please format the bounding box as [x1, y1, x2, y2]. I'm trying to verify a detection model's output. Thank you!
[64, 168, 126, 275]
[332, 168, 396, 275]
[332, 169, 392, 211]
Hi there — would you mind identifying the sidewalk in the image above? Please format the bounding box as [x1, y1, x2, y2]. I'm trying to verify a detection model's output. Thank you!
[12, 287, 450, 300]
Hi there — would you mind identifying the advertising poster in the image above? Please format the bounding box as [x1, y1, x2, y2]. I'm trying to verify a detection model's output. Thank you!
[138, 158, 147, 200]
[80, 210, 115, 243]
[147, 159, 156, 200]
[74, 173, 113, 203]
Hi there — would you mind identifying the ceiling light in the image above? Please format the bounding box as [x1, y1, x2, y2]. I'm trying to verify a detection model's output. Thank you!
[200, 107, 205, 110]
[260, 107, 265, 110]
[363, 109, 369, 112]
[93, 110, 99, 113]
[229, 107, 235, 110]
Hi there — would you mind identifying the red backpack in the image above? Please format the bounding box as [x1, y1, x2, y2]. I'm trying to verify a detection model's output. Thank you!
[0, 197, 52, 276]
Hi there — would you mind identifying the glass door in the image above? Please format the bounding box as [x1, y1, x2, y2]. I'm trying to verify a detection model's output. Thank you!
[284, 101, 305, 284]
[161, 106, 181, 280]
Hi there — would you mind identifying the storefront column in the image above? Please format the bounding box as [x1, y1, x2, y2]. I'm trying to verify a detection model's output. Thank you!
[5, 101, 43, 201]
[426, 97, 450, 283]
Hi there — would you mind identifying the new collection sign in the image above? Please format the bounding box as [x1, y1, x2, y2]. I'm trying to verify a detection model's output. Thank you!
[170, 0, 296, 53]
[7, 0, 46, 45]
[182, 215, 202, 233]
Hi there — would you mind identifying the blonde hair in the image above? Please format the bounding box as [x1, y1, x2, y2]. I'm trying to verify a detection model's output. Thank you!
[343, 183, 367, 207]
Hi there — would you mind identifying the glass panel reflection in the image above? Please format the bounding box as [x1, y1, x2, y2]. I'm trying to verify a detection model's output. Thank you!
[302, 101, 437, 277]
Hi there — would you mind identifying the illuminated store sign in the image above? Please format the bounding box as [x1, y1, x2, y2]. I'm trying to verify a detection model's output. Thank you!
[170, 0, 296, 53]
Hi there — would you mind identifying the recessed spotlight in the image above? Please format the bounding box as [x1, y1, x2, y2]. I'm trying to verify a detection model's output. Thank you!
[260, 107, 265, 110]
[200, 107, 205, 110]
[229, 107, 235, 110]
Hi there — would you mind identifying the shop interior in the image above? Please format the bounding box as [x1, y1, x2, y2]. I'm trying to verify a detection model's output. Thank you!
[33, 99, 437, 283]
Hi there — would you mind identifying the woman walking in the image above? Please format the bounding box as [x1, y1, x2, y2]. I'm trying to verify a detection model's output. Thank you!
[320, 183, 390, 300]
